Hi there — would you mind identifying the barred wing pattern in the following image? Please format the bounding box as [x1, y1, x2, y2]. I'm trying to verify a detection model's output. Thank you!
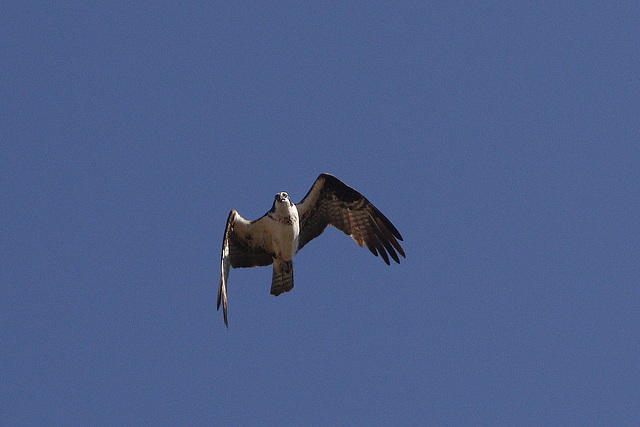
[296, 173, 405, 265]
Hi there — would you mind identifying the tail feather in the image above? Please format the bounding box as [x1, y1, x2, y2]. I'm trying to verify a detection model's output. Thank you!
[271, 260, 294, 296]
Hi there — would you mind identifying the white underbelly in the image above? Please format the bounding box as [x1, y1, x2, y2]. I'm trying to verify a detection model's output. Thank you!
[272, 222, 299, 261]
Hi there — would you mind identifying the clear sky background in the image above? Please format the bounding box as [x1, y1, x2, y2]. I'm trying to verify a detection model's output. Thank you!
[2, 2, 639, 425]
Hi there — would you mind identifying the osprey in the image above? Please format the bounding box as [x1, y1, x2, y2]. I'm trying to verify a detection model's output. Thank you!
[218, 173, 405, 326]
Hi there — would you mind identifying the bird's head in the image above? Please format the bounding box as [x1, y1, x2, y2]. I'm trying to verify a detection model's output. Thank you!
[272, 192, 295, 212]
[275, 192, 290, 204]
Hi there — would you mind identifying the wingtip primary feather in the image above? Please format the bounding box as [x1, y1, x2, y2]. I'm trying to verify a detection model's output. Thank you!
[223, 301, 229, 328]
[218, 273, 229, 329]
[217, 278, 229, 327]
[218, 209, 235, 328]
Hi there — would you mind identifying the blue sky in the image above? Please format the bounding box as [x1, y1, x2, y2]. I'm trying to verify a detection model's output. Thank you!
[2, 2, 639, 425]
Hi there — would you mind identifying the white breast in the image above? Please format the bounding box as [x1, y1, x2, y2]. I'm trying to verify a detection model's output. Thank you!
[269, 203, 300, 261]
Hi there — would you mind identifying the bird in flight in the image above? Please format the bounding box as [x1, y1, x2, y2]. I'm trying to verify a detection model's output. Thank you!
[218, 173, 405, 327]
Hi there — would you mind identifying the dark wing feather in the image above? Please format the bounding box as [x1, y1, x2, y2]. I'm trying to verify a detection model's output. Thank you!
[296, 173, 405, 265]
[218, 210, 274, 327]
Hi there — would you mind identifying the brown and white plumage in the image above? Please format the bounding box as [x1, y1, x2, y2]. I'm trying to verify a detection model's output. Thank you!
[217, 173, 405, 327]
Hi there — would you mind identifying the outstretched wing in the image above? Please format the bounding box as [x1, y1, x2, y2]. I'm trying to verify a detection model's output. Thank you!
[296, 173, 405, 265]
[218, 210, 274, 327]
